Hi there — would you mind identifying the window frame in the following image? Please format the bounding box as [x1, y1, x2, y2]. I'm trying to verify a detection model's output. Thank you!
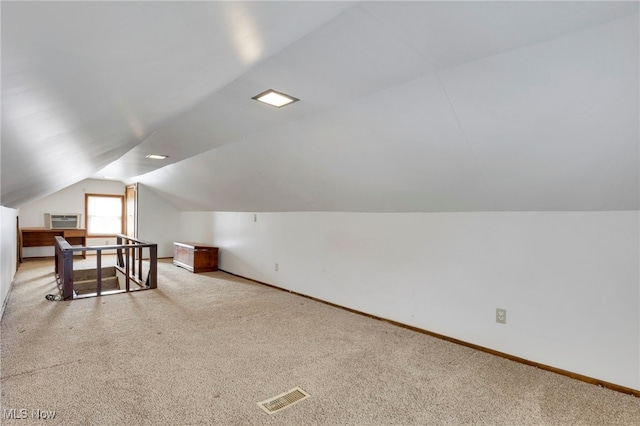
[84, 193, 125, 237]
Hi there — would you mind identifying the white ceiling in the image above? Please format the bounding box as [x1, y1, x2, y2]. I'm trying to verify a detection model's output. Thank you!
[2, 1, 638, 212]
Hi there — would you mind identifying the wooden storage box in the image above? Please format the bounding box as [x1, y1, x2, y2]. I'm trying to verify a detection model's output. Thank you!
[173, 242, 218, 273]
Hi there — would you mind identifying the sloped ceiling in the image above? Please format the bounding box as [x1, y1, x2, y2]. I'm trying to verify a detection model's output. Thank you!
[2, 1, 638, 212]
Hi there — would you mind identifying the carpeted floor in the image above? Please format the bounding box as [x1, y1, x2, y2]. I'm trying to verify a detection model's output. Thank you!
[1, 257, 639, 425]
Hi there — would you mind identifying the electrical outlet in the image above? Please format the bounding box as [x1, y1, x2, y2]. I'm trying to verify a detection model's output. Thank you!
[275, 263, 279, 272]
[496, 308, 507, 324]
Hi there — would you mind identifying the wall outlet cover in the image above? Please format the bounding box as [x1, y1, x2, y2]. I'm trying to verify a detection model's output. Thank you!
[496, 308, 507, 324]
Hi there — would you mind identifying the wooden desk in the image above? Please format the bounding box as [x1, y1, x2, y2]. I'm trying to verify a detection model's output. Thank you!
[21, 228, 87, 260]
[173, 242, 218, 273]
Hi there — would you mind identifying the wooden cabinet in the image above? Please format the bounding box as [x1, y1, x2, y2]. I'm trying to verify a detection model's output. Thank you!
[21, 228, 87, 260]
[173, 242, 218, 273]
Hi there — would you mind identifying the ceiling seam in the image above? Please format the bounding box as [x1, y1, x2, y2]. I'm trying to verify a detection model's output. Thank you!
[358, 3, 497, 210]
[433, 71, 497, 211]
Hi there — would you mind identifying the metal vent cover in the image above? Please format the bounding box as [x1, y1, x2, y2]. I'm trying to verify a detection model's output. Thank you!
[258, 387, 310, 414]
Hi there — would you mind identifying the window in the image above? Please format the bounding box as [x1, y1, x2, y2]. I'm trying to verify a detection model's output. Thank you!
[85, 194, 124, 236]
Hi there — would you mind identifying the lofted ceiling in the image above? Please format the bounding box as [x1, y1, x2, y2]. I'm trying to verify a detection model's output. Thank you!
[2, 1, 638, 212]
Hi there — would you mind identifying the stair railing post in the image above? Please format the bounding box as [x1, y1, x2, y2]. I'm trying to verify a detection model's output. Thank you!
[130, 239, 136, 277]
[96, 249, 102, 296]
[62, 248, 74, 300]
[116, 235, 124, 267]
[55, 241, 59, 276]
[149, 244, 157, 289]
[125, 247, 130, 292]
[138, 246, 143, 280]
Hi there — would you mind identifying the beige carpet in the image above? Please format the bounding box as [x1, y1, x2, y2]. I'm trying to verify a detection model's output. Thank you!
[1, 257, 639, 425]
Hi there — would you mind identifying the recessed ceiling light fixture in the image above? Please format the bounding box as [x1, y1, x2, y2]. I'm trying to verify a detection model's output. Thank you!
[146, 154, 168, 160]
[252, 89, 299, 108]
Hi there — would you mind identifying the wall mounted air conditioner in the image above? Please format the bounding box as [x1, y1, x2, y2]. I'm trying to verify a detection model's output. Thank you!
[44, 213, 82, 229]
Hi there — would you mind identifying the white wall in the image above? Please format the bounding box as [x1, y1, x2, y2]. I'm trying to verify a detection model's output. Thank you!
[178, 211, 214, 243]
[19, 179, 126, 257]
[179, 210, 640, 391]
[17, 179, 179, 259]
[137, 184, 179, 258]
[1, 207, 18, 319]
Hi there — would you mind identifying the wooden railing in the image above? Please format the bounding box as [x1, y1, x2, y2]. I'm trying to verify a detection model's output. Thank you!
[54, 234, 157, 300]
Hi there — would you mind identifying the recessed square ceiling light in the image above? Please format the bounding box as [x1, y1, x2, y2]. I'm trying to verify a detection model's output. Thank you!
[252, 89, 299, 108]
[146, 154, 168, 160]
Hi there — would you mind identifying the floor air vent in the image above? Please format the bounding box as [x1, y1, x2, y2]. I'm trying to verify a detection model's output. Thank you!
[258, 387, 310, 414]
